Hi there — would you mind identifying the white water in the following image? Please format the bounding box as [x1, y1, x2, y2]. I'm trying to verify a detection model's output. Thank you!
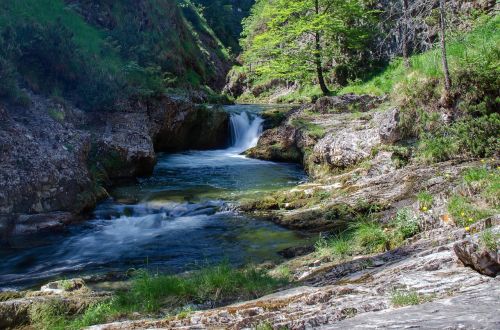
[0, 106, 307, 289]
[229, 111, 264, 152]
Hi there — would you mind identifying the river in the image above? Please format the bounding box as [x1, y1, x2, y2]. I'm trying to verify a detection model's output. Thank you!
[0, 104, 308, 290]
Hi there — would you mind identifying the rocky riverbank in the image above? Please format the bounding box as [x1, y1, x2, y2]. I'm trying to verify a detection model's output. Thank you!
[83, 95, 498, 329]
[0, 95, 498, 329]
[0, 92, 229, 241]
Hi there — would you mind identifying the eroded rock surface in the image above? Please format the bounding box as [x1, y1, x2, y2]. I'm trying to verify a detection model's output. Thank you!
[88, 220, 500, 330]
[0, 93, 229, 239]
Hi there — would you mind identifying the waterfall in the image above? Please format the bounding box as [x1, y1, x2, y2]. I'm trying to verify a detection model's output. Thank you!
[229, 112, 264, 152]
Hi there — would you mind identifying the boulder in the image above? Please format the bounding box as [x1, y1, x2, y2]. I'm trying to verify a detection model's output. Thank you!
[454, 239, 500, 277]
[378, 107, 401, 143]
[313, 125, 380, 169]
[41, 278, 87, 294]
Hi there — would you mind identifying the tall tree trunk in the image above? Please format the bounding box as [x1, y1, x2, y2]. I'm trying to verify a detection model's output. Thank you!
[315, 0, 330, 95]
[439, 0, 452, 94]
[402, 0, 410, 68]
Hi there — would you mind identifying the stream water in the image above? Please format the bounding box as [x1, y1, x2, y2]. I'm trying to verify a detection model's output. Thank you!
[0, 105, 308, 290]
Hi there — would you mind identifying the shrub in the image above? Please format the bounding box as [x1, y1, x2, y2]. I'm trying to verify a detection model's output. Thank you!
[392, 208, 420, 239]
[479, 229, 500, 252]
[353, 222, 389, 253]
[417, 132, 458, 163]
[416, 191, 434, 211]
[450, 113, 500, 158]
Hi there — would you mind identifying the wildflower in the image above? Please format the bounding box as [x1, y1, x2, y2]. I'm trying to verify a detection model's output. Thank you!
[468, 218, 473, 223]
[461, 212, 465, 217]
[422, 206, 428, 211]
[481, 159, 485, 163]
[465, 226, 470, 232]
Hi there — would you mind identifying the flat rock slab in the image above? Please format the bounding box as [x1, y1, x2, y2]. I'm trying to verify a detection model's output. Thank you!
[324, 283, 500, 329]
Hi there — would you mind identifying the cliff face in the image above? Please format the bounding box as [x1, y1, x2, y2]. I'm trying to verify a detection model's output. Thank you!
[0, 92, 229, 241]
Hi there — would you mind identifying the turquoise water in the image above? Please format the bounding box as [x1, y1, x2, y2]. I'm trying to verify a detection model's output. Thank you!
[0, 105, 307, 290]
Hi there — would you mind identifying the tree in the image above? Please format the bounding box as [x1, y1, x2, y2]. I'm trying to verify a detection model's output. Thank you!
[438, 0, 452, 96]
[401, 0, 411, 68]
[382, 0, 452, 102]
[241, 0, 376, 95]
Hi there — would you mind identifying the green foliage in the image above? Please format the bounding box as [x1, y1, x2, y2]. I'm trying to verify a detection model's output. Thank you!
[462, 166, 500, 208]
[417, 133, 458, 163]
[391, 290, 434, 307]
[391, 208, 420, 239]
[479, 229, 500, 252]
[315, 234, 353, 260]
[463, 167, 490, 184]
[291, 118, 326, 139]
[447, 195, 490, 227]
[239, 0, 377, 95]
[191, 0, 254, 51]
[341, 15, 500, 97]
[29, 299, 69, 330]
[27, 263, 287, 329]
[48, 108, 65, 122]
[417, 113, 500, 163]
[0, 0, 232, 110]
[352, 222, 389, 253]
[417, 191, 434, 210]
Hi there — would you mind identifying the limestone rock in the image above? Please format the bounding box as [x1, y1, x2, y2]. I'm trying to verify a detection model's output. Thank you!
[40, 278, 87, 294]
[378, 107, 401, 143]
[454, 239, 500, 277]
[0, 92, 229, 240]
[313, 125, 380, 169]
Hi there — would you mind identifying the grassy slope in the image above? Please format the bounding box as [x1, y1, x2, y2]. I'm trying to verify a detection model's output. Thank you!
[233, 14, 498, 104]
[339, 15, 500, 96]
[0, 0, 122, 70]
[0, 0, 231, 108]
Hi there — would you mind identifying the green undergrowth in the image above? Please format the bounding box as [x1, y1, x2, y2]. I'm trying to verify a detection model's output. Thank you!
[315, 206, 422, 261]
[391, 290, 436, 307]
[479, 229, 500, 252]
[28, 263, 288, 330]
[291, 118, 326, 139]
[0, 0, 229, 110]
[339, 15, 499, 96]
[447, 165, 499, 227]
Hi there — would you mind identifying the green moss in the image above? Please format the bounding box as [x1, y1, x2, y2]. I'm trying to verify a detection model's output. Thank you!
[47, 107, 65, 122]
[291, 118, 326, 139]
[0, 291, 23, 302]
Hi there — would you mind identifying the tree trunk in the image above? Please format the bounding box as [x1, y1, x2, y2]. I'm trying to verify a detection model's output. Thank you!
[315, 0, 330, 95]
[439, 0, 452, 94]
[402, 0, 410, 68]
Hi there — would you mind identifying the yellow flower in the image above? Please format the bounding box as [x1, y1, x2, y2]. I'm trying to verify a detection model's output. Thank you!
[422, 206, 428, 211]
[481, 159, 485, 163]
[461, 212, 465, 217]
[468, 218, 473, 222]
[465, 226, 470, 232]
